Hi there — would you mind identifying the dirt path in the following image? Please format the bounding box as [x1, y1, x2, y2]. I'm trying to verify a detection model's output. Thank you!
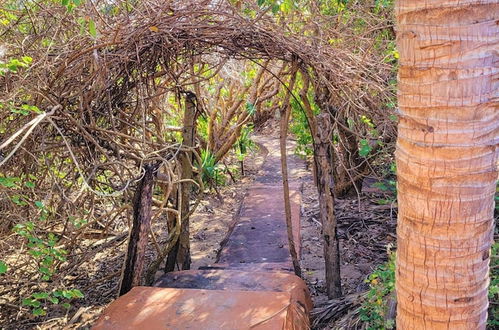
[188, 140, 267, 270]
[189, 135, 309, 270]
[214, 135, 308, 270]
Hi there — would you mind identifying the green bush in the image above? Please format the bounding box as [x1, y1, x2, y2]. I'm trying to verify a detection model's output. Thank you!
[200, 149, 225, 187]
[289, 96, 319, 159]
[489, 240, 499, 327]
[359, 253, 396, 329]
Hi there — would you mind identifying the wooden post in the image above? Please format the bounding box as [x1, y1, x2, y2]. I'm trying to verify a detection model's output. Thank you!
[119, 164, 157, 296]
[279, 67, 301, 277]
[165, 92, 197, 271]
[315, 113, 342, 298]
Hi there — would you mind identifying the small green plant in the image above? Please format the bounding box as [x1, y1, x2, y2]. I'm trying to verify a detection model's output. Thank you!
[235, 125, 255, 162]
[0, 260, 7, 274]
[289, 97, 319, 158]
[373, 162, 397, 205]
[200, 149, 225, 187]
[0, 56, 32, 75]
[359, 252, 396, 329]
[358, 115, 381, 158]
[22, 289, 84, 316]
[488, 240, 499, 327]
[13, 223, 67, 280]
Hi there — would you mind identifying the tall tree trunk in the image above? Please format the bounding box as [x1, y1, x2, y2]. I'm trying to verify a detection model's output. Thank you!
[395, 1, 497, 328]
[166, 92, 198, 271]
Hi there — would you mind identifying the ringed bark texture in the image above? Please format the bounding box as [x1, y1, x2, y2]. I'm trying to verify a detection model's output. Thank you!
[395, 0, 498, 329]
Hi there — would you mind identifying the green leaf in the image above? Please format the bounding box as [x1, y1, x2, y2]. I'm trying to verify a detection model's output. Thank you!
[25, 181, 35, 188]
[39, 267, 51, 275]
[88, 19, 97, 37]
[48, 297, 59, 304]
[21, 56, 32, 64]
[71, 289, 84, 298]
[372, 182, 388, 191]
[34, 201, 44, 209]
[33, 292, 50, 299]
[32, 308, 46, 316]
[62, 290, 73, 299]
[11, 194, 28, 206]
[245, 102, 256, 115]
[62, 303, 71, 309]
[20, 104, 42, 114]
[0, 176, 20, 188]
[0, 260, 7, 274]
[358, 139, 372, 157]
[32, 300, 42, 307]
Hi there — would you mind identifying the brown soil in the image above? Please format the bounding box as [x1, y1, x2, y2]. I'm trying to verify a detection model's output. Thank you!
[300, 179, 397, 305]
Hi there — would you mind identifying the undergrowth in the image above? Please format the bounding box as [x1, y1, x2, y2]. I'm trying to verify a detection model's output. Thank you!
[489, 239, 499, 327]
[360, 251, 396, 329]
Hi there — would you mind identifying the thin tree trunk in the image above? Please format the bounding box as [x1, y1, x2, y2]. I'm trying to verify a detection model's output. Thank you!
[166, 92, 198, 271]
[119, 164, 156, 296]
[279, 67, 301, 277]
[300, 71, 342, 298]
[315, 113, 342, 299]
[395, 1, 497, 328]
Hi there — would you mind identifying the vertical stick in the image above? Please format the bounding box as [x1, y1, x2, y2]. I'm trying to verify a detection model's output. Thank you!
[119, 164, 156, 296]
[315, 113, 342, 298]
[279, 66, 301, 277]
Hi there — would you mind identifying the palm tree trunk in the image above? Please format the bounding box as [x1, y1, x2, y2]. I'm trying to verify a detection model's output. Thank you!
[395, 1, 498, 329]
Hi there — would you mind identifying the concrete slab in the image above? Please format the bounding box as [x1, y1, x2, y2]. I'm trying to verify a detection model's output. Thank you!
[93, 287, 309, 330]
[154, 269, 313, 313]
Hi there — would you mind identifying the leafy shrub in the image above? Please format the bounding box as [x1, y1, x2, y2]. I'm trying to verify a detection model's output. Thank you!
[372, 162, 397, 205]
[359, 252, 396, 329]
[235, 125, 256, 162]
[200, 149, 225, 187]
[289, 96, 319, 159]
[489, 240, 499, 327]
[360, 238, 499, 329]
